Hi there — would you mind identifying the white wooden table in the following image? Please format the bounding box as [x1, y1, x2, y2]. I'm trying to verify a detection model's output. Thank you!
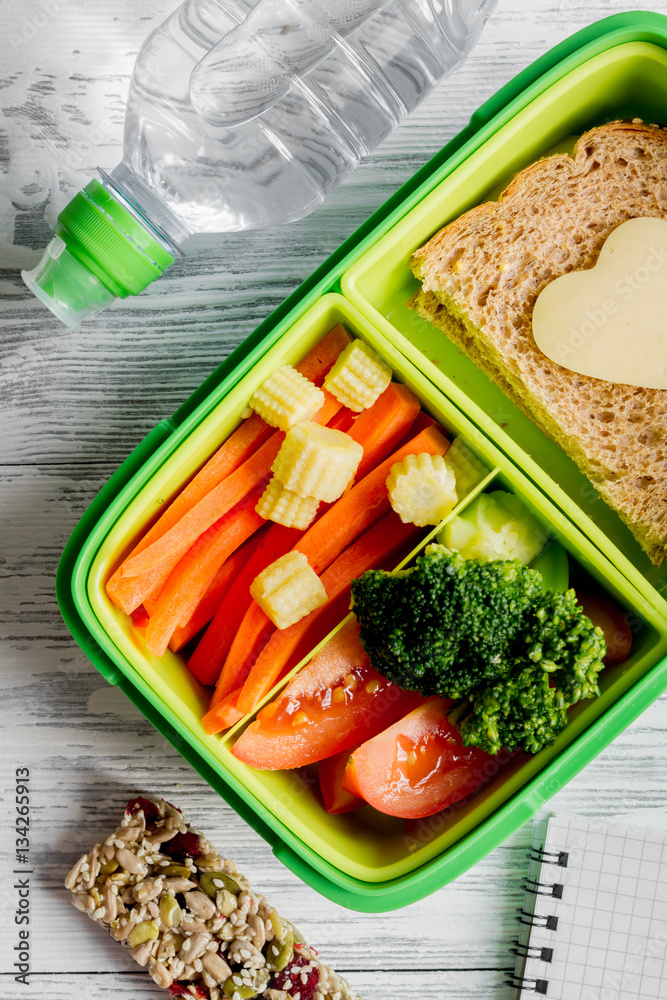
[2, 2, 667, 998]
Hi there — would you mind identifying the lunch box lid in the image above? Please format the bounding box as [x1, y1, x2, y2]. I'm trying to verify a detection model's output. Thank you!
[57, 12, 667, 910]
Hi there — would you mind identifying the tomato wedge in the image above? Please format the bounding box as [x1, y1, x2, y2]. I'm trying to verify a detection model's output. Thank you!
[575, 589, 632, 666]
[319, 747, 365, 815]
[231, 618, 424, 770]
[342, 698, 494, 819]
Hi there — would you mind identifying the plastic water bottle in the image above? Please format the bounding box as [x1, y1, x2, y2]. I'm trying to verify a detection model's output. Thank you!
[23, 0, 497, 329]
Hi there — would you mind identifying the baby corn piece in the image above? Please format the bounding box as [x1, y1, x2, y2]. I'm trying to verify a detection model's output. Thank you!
[445, 436, 488, 499]
[256, 476, 320, 529]
[271, 421, 363, 503]
[323, 339, 392, 411]
[387, 452, 457, 526]
[248, 364, 325, 431]
[250, 551, 327, 629]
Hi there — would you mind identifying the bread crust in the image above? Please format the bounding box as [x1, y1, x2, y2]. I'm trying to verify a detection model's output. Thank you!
[410, 121, 667, 566]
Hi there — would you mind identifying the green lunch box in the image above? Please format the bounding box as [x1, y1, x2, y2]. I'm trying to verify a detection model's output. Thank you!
[57, 12, 667, 912]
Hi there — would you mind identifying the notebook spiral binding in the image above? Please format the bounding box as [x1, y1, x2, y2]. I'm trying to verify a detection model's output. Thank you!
[506, 974, 549, 995]
[528, 847, 569, 867]
[522, 877, 564, 899]
[515, 908, 559, 930]
[510, 942, 554, 963]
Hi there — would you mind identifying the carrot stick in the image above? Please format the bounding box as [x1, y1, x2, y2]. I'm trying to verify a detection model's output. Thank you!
[209, 601, 276, 701]
[327, 408, 356, 434]
[106, 551, 174, 616]
[143, 571, 174, 616]
[187, 524, 302, 686]
[296, 324, 353, 384]
[106, 327, 350, 613]
[236, 511, 423, 717]
[202, 687, 245, 735]
[398, 409, 437, 440]
[145, 489, 266, 657]
[347, 381, 420, 480]
[168, 534, 261, 653]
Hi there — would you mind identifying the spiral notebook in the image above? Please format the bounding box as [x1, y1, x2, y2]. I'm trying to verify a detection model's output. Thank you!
[509, 814, 667, 999]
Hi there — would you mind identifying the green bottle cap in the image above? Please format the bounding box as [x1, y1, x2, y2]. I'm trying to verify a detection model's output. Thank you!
[22, 178, 175, 329]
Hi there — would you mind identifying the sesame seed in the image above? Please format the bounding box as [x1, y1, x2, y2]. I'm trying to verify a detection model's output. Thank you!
[182, 939, 191, 952]
[284, 980, 292, 990]
[301, 972, 308, 984]
[212, 878, 224, 888]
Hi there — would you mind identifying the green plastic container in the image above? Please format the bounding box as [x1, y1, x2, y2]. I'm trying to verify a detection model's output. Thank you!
[58, 12, 667, 912]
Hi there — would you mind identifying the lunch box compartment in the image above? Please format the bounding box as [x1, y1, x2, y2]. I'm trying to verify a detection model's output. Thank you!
[69, 291, 667, 908]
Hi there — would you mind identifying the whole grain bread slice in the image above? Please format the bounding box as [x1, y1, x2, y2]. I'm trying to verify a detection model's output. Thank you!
[409, 121, 667, 566]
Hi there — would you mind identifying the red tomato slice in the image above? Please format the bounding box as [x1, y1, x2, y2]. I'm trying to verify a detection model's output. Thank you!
[319, 747, 365, 815]
[232, 619, 424, 770]
[342, 698, 494, 819]
[575, 589, 632, 666]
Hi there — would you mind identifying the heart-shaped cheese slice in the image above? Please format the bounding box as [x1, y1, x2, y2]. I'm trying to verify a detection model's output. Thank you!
[532, 217, 667, 389]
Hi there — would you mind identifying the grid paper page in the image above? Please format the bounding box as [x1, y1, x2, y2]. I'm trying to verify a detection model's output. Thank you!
[521, 815, 667, 1000]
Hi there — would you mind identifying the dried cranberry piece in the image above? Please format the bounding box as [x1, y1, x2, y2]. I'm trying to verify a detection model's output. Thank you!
[272, 953, 320, 1000]
[125, 796, 161, 824]
[168, 984, 208, 1000]
[168, 984, 189, 998]
[163, 831, 200, 862]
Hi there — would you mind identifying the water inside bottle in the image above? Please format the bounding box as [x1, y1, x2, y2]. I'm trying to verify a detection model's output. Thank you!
[118, 0, 492, 237]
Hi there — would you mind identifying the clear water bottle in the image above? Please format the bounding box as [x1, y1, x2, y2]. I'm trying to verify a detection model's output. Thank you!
[23, 0, 497, 329]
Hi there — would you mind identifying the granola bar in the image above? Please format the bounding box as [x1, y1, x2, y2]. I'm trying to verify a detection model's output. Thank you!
[65, 797, 361, 1000]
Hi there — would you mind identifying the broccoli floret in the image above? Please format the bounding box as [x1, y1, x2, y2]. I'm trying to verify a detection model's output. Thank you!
[451, 590, 606, 754]
[350, 546, 606, 755]
[351, 546, 543, 699]
[450, 664, 569, 756]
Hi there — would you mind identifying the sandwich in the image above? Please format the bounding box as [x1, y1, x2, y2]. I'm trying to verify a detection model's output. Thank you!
[409, 121, 667, 566]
